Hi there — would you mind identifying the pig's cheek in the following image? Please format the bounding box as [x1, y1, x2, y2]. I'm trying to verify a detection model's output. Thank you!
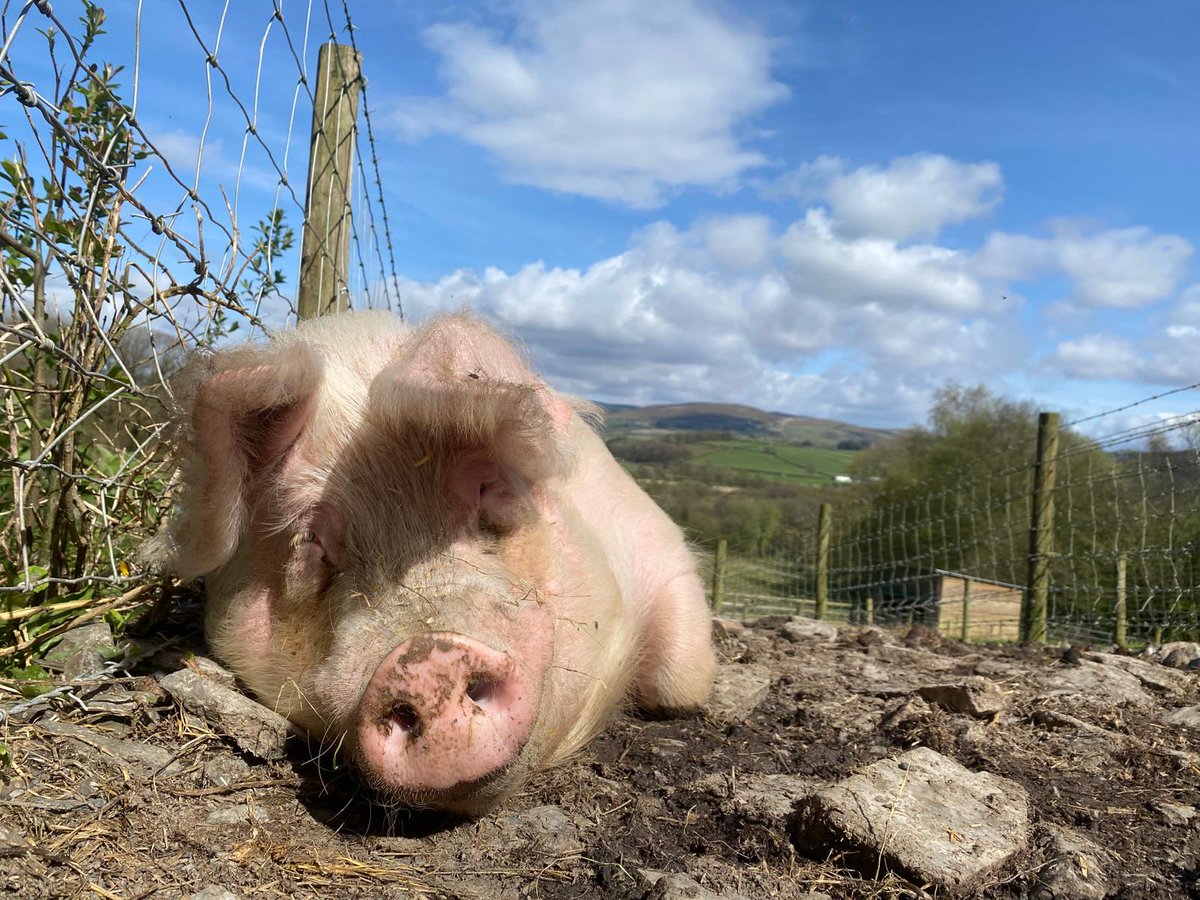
[206, 587, 276, 681]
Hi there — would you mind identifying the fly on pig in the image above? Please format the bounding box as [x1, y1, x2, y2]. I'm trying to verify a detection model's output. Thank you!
[150, 311, 716, 815]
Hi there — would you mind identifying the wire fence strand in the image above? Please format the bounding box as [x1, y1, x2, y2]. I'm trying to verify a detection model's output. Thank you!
[0, 0, 400, 641]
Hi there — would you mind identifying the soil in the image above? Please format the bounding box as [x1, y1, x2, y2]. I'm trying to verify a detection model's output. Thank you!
[1, 607, 1198, 899]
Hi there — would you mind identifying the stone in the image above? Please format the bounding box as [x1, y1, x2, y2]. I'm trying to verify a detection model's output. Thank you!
[711, 618, 744, 639]
[794, 746, 1030, 895]
[1037, 826, 1109, 899]
[206, 803, 271, 825]
[42, 623, 115, 680]
[38, 719, 182, 775]
[699, 772, 813, 827]
[780, 618, 839, 644]
[187, 888, 240, 900]
[706, 665, 773, 724]
[203, 755, 251, 788]
[504, 805, 580, 855]
[1038, 660, 1154, 707]
[185, 656, 238, 689]
[1149, 800, 1196, 827]
[159, 669, 292, 760]
[1161, 705, 1200, 729]
[1158, 642, 1200, 670]
[917, 676, 1009, 718]
[640, 873, 749, 900]
[1083, 651, 1192, 694]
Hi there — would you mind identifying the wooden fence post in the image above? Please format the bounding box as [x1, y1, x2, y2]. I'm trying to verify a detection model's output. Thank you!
[815, 503, 831, 620]
[864, 595, 875, 626]
[961, 577, 972, 643]
[298, 42, 361, 320]
[1023, 412, 1059, 645]
[711, 539, 727, 615]
[1114, 554, 1127, 649]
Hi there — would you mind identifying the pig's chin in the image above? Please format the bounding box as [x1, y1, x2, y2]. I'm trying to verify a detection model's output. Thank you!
[361, 748, 535, 817]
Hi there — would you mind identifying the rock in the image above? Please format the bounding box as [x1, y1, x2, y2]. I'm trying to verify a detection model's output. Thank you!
[698, 772, 812, 827]
[1037, 826, 1109, 899]
[854, 627, 890, 647]
[42, 623, 115, 680]
[187, 888, 240, 900]
[917, 676, 1009, 718]
[0, 825, 31, 850]
[1038, 660, 1154, 707]
[1158, 642, 1200, 669]
[1161, 705, 1200, 729]
[185, 656, 239, 689]
[38, 719, 182, 774]
[973, 659, 1021, 679]
[206, 803, 270, 825]
[794, 746, 1030, 895]
[504, 805, 580, 855]
[706, 665, 773, 724]
[641, 873, 748, 900]
[159, 669, 292, 760]
[711, 618, 744, 639]
[203, 755, 251, 787]
[780, 618, 839, 643]
[1083, 651, 1192, 694]
[1149, 800, 1196, 827]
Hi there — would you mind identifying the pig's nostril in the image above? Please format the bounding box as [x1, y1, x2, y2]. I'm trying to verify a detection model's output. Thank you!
[466, 677, 501, 709]
[385, 703, 420, 734]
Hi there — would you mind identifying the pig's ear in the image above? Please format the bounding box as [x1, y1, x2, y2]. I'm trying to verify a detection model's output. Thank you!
[371, 314, 574, 483]
[164, 343, 323, 579]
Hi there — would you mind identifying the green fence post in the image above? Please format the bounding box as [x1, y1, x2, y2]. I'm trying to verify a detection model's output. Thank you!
[1114, 554, 1127, 649]
[961, 577, 972, 643]
[1023, 412, 1060, 645]
[816, 503, 831, 620]
[711, 539, 727, 615]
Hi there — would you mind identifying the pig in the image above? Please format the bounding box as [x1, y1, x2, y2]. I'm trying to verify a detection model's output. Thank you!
[152, 311, 715, 815]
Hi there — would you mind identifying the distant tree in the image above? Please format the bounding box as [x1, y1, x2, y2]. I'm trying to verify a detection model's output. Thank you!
[845, 385, 1118, 595]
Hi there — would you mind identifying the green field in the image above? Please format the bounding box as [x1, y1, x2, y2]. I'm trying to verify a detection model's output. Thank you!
[689, 439, 857, 484]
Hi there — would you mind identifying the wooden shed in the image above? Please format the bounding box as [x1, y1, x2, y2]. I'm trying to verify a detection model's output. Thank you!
[869, 570, 1023, 643]
[931, 570, 1023, 643]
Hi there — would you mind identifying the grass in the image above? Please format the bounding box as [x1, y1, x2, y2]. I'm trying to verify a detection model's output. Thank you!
[689, 439, 857, 484]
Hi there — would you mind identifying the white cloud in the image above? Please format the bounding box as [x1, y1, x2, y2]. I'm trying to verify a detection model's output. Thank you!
[391, 0, 786, 207]
[827, 154, 1002, 241]
[778, 209, 985, 310]
[1049, 334, 1142, 380]
[978, 225, 1192, 308]
[769, 153, 1003, 241]
[397, 206, 1019, 426]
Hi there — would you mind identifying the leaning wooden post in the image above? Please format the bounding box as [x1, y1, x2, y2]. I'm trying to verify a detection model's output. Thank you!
[961, 577, 973, 643]
[711, 539, 727, 614]
[1023, 412, 1059, 645]
[815, 503, 831, 620]
[298, 42, 361, 320]
[1114, 553, 1127, 649]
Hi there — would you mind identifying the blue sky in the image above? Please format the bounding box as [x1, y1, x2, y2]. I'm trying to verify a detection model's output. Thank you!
[9, 0, 1200, 431]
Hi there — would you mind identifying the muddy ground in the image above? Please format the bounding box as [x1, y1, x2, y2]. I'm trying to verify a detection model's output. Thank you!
[1, 605, 1198, 899]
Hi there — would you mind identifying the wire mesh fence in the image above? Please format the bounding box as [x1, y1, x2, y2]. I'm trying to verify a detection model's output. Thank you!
[0, 0, 399, 656]
[707, 399, 1200, 646]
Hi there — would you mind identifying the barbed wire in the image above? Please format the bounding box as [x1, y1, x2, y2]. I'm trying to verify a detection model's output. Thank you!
[0, 0, 402, 635]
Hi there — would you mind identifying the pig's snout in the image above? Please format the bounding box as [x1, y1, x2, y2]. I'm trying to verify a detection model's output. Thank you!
[356, 633, 537, 798]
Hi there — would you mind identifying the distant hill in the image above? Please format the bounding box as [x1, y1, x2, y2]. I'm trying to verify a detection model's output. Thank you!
[599, 401, 894, 450]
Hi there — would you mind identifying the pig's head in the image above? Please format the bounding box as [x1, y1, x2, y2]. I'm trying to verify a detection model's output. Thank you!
[157, 313, 627, 814]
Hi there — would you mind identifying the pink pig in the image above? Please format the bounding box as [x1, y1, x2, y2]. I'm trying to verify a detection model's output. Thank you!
[155, 311, 715, 814]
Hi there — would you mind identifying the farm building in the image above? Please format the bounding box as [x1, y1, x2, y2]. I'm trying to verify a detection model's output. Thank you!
[867, 570, 1023, 642]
